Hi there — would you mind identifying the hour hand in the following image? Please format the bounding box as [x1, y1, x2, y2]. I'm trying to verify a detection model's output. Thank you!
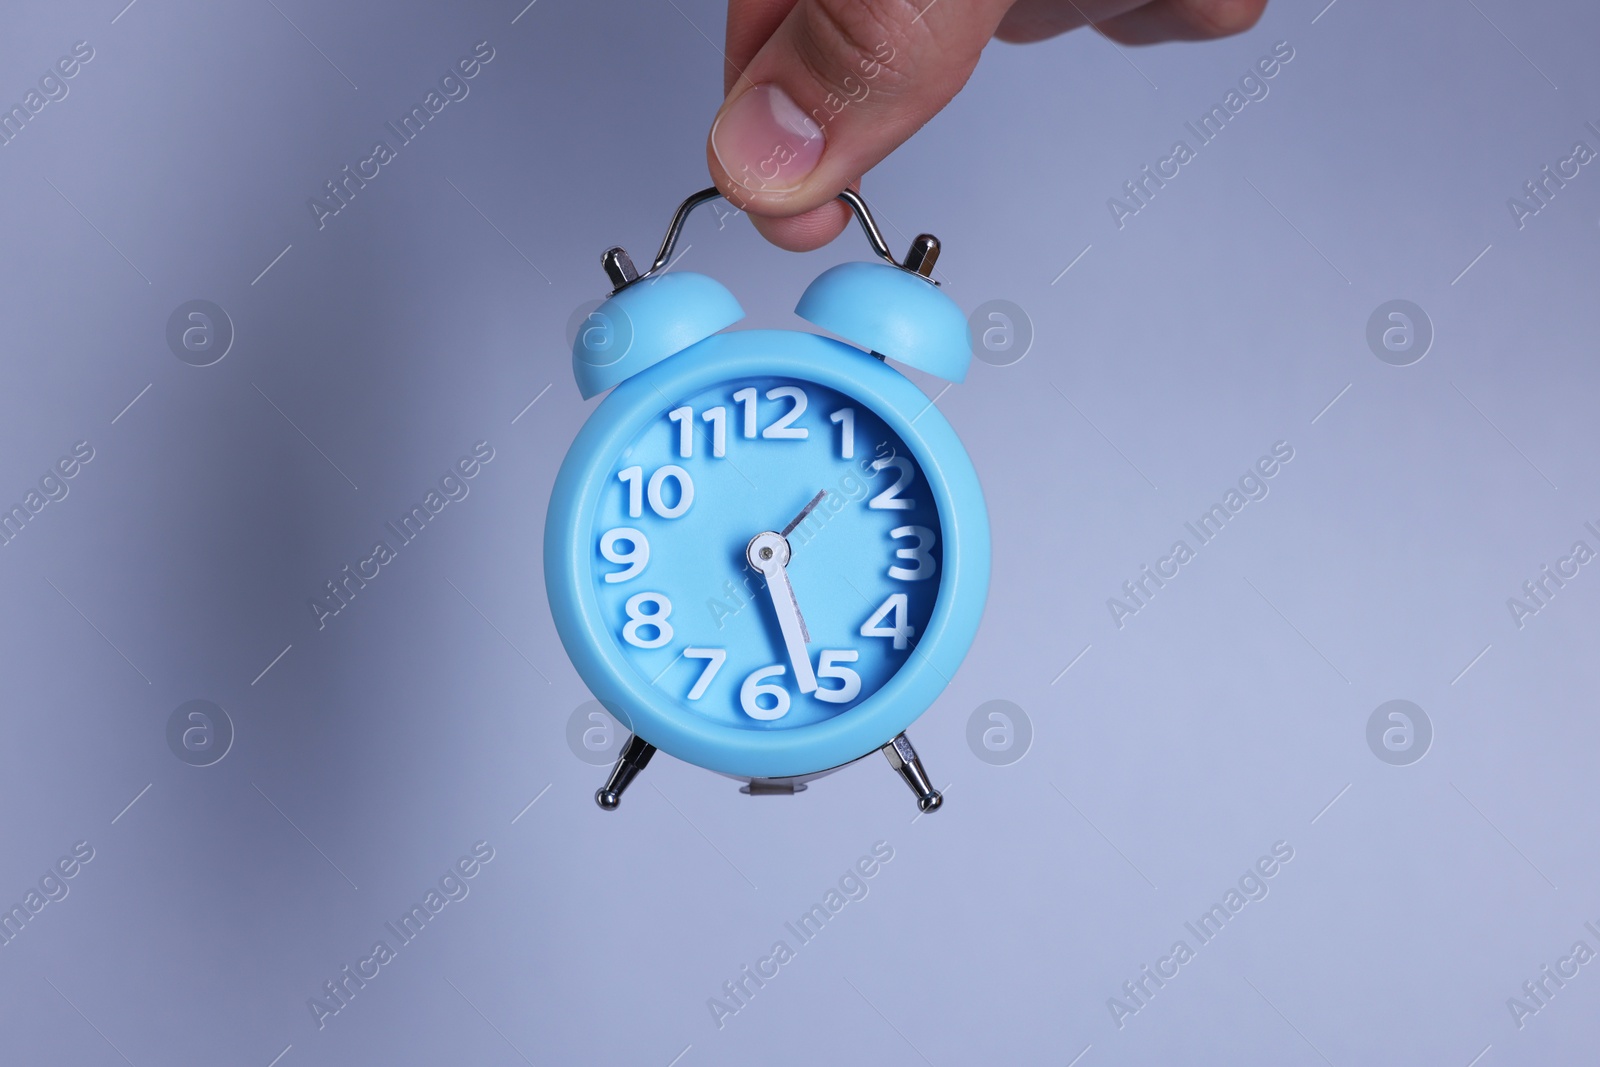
[746, 531, 818, 694]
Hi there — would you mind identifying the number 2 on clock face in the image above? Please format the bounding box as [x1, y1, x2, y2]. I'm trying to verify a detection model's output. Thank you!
[589, 375, 941, 732]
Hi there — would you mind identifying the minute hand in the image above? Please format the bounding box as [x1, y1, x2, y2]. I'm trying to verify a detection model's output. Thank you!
[746, 531, 818, 694]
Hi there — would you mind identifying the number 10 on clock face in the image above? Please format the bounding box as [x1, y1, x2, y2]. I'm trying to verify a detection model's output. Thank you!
[587, 375, 941, 733]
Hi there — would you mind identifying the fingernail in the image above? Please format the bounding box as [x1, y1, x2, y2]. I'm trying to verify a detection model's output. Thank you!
[711, 84, 824, 195]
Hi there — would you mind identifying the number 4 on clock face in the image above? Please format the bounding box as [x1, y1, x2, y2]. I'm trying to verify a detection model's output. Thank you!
[861, 593, 915, 650]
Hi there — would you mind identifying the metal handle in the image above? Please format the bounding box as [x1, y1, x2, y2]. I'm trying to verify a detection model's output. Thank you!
[602, 187, 940, 292]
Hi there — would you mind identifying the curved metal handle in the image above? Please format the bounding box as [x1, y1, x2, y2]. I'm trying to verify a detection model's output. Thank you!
[602, 187, 939, 292]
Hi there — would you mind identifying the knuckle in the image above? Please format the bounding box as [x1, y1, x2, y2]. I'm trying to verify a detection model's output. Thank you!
[1177, 0, 1268, 37]
[797, 0, 923, 96]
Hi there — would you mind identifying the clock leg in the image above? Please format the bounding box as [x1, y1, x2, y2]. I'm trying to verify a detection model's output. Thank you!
[596, 735, 656, 811]
[881, 732, 942, 813]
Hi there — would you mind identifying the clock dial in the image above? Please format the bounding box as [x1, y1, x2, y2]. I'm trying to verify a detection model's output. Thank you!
[586, 375, 942, 731]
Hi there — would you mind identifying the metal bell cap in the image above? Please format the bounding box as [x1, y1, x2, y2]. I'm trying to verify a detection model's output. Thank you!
[795, 261, 972, 383]
[571, 271, 744, 399]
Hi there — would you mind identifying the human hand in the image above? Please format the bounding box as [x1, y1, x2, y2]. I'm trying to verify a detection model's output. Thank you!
[706, 0, 1269, 251]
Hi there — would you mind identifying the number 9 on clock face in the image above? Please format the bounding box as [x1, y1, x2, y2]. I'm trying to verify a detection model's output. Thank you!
[587, 376, 941, 732]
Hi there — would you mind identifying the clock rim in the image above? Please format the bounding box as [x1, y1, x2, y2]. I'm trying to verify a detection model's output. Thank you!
[545, 329, 989, 779]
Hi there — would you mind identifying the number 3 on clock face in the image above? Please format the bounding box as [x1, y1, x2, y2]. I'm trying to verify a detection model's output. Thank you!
[588, 374, 941, 734]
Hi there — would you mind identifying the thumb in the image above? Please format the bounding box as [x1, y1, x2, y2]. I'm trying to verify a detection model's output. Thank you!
[707, 0, 1012, 251]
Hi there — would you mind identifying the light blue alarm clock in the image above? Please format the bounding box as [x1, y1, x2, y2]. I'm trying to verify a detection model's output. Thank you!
[545, 189, 989, 812]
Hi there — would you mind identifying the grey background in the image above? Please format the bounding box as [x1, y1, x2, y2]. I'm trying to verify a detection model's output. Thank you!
[1, 0, 1596, 1064]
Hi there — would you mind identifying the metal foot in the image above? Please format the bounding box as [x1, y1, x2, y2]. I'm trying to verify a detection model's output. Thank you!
[596, 735, 656, 810]
[882, 732, 942, 813]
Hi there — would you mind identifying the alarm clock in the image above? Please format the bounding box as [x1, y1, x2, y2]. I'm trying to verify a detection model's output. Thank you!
[545, 188, 989, 811]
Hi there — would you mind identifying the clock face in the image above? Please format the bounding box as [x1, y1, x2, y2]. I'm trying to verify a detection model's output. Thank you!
[585, 374, 942, 734]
